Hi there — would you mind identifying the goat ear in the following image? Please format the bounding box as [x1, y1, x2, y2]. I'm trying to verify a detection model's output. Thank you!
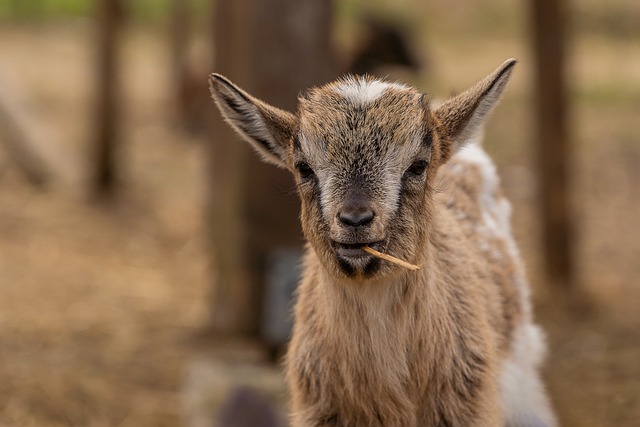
[433, 59, 516, 157]
[209, 73, 297, 168]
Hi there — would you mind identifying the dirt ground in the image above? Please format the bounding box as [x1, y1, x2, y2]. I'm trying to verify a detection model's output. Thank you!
[0, 18, 639, 427]
[0, 24, 211, 427]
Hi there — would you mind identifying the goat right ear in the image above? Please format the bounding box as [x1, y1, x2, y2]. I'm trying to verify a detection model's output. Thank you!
[209, 73, 297, 169]
[433, 59, 516, 160]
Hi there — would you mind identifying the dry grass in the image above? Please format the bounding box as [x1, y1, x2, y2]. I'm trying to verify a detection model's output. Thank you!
[0, 5, 639, 425]
[362, 246, 421, 271]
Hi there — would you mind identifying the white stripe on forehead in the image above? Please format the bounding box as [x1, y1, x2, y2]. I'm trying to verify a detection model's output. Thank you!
[333, 76, 409, 105]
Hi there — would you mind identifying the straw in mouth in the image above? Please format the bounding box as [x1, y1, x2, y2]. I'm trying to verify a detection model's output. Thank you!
[361, 246, 421, 271]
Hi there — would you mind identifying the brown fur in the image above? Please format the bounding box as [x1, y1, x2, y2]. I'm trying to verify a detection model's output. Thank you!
[209, 59, 555, 427]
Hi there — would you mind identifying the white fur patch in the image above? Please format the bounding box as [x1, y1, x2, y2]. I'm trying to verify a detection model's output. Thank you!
[501, 323, 557, 426]
[454, 142, 531, 307]
[453, 143, 554, 424]
[454, 143, 511, 240]
[333, 77, 408, 105]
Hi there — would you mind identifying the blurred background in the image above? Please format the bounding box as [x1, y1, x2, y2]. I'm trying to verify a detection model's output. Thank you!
[0, 0, 638, 426]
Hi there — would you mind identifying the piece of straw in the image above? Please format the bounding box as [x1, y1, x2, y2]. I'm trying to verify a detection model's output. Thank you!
[362, 246, 422, 271]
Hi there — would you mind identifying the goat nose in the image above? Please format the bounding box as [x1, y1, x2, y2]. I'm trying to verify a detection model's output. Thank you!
[338, 209, 374, 228]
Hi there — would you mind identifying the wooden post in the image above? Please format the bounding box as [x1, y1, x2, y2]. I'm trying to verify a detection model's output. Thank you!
[530, 0, 574, 290]
[91, 0, 122, 196]
[207, 0, 254, 335]
[208, 0, 334, 337]
[170, 0, 197, 126]
[170, 0, 190, 90]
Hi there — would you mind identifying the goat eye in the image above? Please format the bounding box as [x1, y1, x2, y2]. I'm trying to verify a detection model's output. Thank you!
[406, 160, 428, 177]
[296, 162, 315, 179]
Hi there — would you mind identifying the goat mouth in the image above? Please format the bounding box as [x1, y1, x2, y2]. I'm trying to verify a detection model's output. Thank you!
[332, 240, 384, 259]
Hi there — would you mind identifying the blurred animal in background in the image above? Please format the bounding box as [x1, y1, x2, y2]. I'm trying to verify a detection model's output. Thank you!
[347, 15, 422, 76]
[209, 59, 556, 426]
[176, 15, 422, 133]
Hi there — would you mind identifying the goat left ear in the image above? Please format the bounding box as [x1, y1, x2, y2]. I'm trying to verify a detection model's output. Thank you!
[209, 73, 297, 169]
[433, 59, 516, 159]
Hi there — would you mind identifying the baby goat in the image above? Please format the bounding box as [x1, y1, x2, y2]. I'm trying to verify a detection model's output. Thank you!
[209, 59, 556, 427]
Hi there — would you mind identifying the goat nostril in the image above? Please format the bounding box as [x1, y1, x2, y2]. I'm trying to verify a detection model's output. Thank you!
[338, 210, 375, 227]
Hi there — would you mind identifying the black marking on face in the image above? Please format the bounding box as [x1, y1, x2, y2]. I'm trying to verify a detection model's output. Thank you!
[338, 257, 356, 276]
[423, 129, 433, 148]
[363, 257, 381, 277]
[336, 257, 382, 278]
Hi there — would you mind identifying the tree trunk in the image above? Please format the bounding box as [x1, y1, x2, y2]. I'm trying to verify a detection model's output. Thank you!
[207, 0, 254, 336]
[170, 0, 198, 127]
[171, 0, 190, 90]
[530, 0, 574, 290]
[208, 0, 334, 337]
[91, 0, 122, 196]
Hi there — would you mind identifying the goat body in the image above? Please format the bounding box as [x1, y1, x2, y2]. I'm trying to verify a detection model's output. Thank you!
[210, 59, 556, 427]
